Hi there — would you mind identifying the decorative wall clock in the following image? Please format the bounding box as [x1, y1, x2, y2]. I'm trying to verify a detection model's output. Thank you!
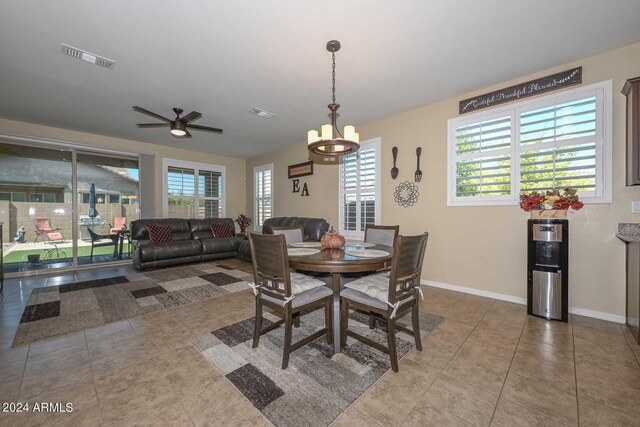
[394, 181, 419, 208]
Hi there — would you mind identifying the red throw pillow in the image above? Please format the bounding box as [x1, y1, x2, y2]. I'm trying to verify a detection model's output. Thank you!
[147, 224, 173, 244]
[210, 223, 234, 238]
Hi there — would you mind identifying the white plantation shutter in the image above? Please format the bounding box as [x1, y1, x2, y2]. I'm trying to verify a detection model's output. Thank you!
[167, 166, 195, 197]
[519, 96, 598, 195]
[198, 169, 223, 218]
[339, 139, 381, 237]
[454, 115, 513, 200]
[254, 164, 273, 230]
[164, 160, 226, 218]
[448, 81, 611, 206]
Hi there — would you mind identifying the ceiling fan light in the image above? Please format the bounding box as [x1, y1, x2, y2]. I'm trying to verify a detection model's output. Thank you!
[170, 128, 186, 137]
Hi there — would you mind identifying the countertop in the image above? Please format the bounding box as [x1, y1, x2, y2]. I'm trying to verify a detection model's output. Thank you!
[617, 223, 640, 243]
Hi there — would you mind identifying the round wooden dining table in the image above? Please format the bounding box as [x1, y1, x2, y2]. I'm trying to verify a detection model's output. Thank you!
[288, 244, 394, 353]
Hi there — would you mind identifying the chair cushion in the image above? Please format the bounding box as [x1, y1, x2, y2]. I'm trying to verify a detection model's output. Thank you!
[147, 224, 173, 245]
[210, 223, 234, 238]
[344, 273, 390, 305]
[289, 272, 327, 294]
[261, 286, 332, 308]
[339, 288, 413, 313]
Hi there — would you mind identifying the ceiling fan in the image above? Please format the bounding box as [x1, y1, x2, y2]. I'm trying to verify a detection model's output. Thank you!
[132, 106, 223, 138]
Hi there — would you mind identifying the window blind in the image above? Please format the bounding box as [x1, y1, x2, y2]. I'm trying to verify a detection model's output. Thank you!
[454, 116, 512, 199]
[341, 142, 379, 234]
[254, 165, 273, 229]
[519, 97, 597, 193]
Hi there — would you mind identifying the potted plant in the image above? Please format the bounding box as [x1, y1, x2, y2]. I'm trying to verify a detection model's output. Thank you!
[235, 214, 252, 237]
[519, 188, 584, 218]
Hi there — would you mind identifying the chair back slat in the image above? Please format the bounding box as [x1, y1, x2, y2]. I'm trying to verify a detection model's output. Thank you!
[388, 233, 429, 304]
[365, 225, 399, 247]
[248, 233, 292, 300]
[272, 225, 304, 244]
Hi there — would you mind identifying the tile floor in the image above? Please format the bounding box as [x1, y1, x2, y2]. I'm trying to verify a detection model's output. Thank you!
[1, 261, 640, 426]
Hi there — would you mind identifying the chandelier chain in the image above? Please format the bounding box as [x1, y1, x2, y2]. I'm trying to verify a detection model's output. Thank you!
[331, 51, 336, 104]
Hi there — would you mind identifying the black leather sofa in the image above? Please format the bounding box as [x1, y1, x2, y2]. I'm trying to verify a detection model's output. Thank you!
[236, 216, 330, 262]
[131, 216, 330, 269]
[131, 218, 242, 269]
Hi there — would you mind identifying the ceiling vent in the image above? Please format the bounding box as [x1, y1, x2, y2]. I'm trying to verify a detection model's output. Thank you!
[61, 44, 115, 70]
[249, 108, 276, 119]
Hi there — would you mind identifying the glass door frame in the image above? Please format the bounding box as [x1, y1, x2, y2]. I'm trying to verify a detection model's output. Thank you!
[0, 133, 141, 279]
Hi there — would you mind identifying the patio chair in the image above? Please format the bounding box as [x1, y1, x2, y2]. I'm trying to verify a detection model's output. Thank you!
[34, 218, 64, 243]
[87, 228, 119, 261]
[110, 217, 127, 235]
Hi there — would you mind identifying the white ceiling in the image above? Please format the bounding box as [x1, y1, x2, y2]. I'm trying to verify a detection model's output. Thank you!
[1, 1, 640, 158]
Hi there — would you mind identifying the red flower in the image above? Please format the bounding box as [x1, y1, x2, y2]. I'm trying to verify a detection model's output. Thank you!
[553, 199, 570, 210]
[570, 200, 584, 211]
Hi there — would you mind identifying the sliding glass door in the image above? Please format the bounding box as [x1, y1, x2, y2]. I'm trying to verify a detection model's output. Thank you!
[0, 141, 139, 276]
[76, 152, 139, 266]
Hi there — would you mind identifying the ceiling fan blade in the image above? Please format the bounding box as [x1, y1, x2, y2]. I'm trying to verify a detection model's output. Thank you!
[136, 123, 168, 128]
[180, 111, 202, 124]
[132, 106, 172, 123]
[187, 124, 223, 134]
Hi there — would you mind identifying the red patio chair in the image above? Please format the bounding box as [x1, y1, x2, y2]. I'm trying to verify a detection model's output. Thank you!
[34, 218, 63, 243]
[110, 217, 127, 235]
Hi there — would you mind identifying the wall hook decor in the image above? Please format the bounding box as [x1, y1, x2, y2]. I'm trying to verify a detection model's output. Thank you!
[393, 181, 419, 207]
[391, 146, 399, 179]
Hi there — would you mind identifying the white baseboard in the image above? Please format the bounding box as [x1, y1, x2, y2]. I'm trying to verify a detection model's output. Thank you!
[422, 279, 626, 325]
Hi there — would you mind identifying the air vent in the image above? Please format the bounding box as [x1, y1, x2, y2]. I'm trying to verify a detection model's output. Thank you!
[249, 108, 276, 119]
[61, 44, 115, 70]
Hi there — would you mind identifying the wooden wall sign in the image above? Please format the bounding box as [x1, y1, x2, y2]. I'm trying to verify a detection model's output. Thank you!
[288, 161, 313, 179]
[459, 66, 582, 114]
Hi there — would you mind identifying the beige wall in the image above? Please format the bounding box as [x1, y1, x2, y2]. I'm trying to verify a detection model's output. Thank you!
[247, 41, 640, 320]
[246, 146, 340, 229]
[0, 119, 246, 221]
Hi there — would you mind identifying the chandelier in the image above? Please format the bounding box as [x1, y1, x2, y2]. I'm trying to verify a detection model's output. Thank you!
[307, 40, 360, 156]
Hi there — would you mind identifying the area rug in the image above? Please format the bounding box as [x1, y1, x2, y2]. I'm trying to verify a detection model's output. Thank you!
[193, 309, 444, 427]
[12, 261, 253, 347]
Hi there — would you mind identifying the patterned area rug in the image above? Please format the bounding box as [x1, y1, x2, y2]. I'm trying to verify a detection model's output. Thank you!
[193, 309, 444, 427]
[13, 261, 253, 347]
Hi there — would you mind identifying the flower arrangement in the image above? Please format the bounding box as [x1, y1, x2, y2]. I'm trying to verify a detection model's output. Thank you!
[235, 214, 252, 233]
[519, 188, 584, 212]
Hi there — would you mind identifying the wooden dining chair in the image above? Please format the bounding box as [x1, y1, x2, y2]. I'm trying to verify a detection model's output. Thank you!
[364, 224, 400, 247]
[340, 232, 429, 372]
[248, 233, 333, 369]
[272, 225, 304, 244]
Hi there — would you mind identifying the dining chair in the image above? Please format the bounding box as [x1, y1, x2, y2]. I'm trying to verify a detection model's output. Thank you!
[340, 232, 429, 372]
[248, 232, 333, 369]
[365, 224, 399, 247]
[272, 225, 304, 244]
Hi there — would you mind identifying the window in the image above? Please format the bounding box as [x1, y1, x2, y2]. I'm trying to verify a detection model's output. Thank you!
[254, 163, 273, 231]
[448, 81, 612, 206]
[163, 159, 225, 219]
[0, 192, 26, 202]
[339, 138, 381, 238]
[29, 193, 57, 203]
